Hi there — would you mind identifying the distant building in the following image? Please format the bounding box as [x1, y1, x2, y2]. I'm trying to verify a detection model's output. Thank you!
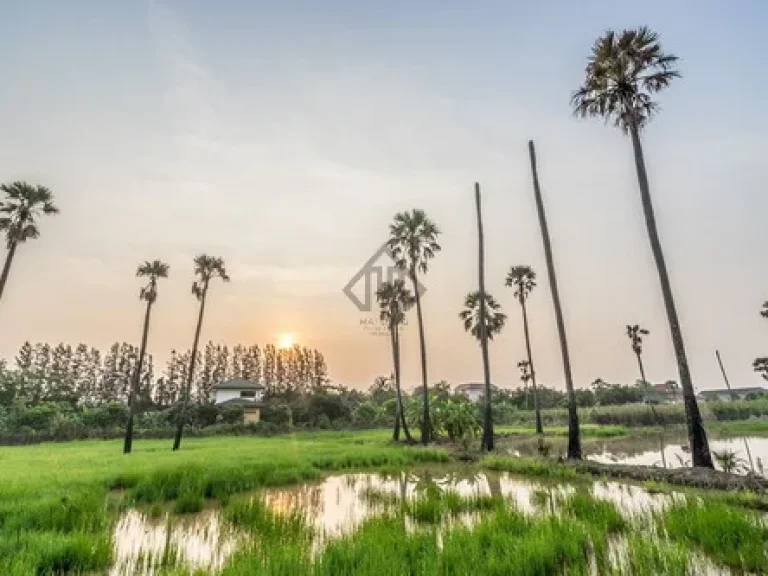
[455, 382, 492, 402]
[697, 387, 768, 402]
[648, 381, 682, 403]
[211, 378, 266, 423]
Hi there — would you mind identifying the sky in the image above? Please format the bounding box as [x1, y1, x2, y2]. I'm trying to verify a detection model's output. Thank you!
[1, 0, 767, 392]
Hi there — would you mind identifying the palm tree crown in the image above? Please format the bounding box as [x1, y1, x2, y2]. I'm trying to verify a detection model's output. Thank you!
[376, 279, 414, 328]
[459, 291, 507, 341]
[0, 181, 59, 247]
[387, 209, 441, 274]
[137, 260, 170, 304]
[626, 324, 649, 355]
[506, 265, 536, 302]
[191, 255, 229, 299]
[570, 27, 680, 133]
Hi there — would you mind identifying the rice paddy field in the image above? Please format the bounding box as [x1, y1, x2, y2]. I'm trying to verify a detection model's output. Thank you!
[2, 429, 768, 575]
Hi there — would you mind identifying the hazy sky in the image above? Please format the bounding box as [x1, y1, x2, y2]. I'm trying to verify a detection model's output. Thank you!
[1, 0, 767, 392]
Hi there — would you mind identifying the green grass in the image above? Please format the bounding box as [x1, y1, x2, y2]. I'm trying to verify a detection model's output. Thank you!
[617, 535, 690, 576]
[497, 424, 630, 438]
[482, 455, 581, 479]
[661, 498, 768, 572]
[0, 431, 447, 574]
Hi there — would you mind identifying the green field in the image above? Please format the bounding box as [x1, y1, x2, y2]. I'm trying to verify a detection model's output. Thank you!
[2, 429, 767, 574]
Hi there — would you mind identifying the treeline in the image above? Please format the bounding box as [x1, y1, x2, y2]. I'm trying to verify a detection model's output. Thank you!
[0, 341, 328, 408]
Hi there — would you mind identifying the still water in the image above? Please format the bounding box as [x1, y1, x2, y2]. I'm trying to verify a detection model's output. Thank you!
[112, 433, 767, 574]
[501, 432, 768, 474]
[112, 468, 679, 575]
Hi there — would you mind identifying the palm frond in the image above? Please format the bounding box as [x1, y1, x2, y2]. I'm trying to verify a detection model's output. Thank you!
[571, 27, 679, 132]
[459, 291, 507, 341]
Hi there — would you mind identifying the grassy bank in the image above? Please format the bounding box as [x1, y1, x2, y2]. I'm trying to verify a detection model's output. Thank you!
[0, 431, 447, 575]
[507, 398, 768, 429]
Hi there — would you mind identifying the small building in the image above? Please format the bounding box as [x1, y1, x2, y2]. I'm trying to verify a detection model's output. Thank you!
[697, 387, 768, 402]
[455, 382, 490, 403]
[211, 378, 266, 423]
[648, 381, 683, 403]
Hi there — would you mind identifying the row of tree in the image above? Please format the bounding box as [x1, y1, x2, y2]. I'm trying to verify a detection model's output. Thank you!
[1, 341, 328, 409]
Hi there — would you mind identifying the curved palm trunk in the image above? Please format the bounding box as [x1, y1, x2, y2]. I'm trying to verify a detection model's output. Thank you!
[410, 269, 431, 445]
[475, 183, 494, 451]
[390, 325, 412, 442]
[629, 126, 713, 469]
[528, 141, 581, 459]
[173, 284, 208, 451]
[520, 296, 543, 435]
[0, 240, 19, 303]
[124, 297, 153, 454]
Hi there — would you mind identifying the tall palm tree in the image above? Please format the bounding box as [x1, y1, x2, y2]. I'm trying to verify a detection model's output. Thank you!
[124, 260, 169, 454]
[506, 265, 543, 434]
[473, 181, 498, 451]
[376, 279, 414, 443]
[626, 324, 650, 387]
[528, 141, 581, 459]
[0, 182, 59, 302]
[172, 255, 229, 451]
[459, 289, 506, 451]
[571, 27, 713, 467]
[388, 209, 441, 445]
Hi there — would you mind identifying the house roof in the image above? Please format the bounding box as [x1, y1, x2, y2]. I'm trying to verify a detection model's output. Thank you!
[455, 382, 496, 392]
[699, 387, 767, 396]
[217, 397, 264, 409]
[211, 378, 266, 391]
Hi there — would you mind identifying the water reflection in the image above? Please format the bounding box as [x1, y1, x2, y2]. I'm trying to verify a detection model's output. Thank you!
[112, 464, 732, 574]
[500, 432, 768, 475]
[111, 509, 240, 576]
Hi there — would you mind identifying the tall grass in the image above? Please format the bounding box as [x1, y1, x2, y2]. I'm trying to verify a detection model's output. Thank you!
[483, 455, 580, 479]
[661, 498, 768, 572]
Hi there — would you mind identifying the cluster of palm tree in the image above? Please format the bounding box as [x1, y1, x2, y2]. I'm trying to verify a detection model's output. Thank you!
[3, 26, 724, 468]
[374, 26, 716, 467]
[121, 255, 231, 453]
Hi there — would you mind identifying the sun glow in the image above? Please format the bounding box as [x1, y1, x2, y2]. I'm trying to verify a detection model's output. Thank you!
[277, 333, 295, 350]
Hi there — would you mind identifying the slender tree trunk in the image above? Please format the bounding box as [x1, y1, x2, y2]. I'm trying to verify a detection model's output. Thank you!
[0, 240, 19, 303]
[475, 183, 494, 451]
[410, 268, 431, 445]
[637, 350, 665, 467]
[124, 298, 153, 454]
[390, 325, 412, 442]
[715, 350, 737, 402]
[528, 141, 581, 459]
[629, 126, 713, 469]
[173, 284, 208, 451]
[521, 296, 543, 435]
[636, 353, 647, 386]
[715, 349, 754, 473]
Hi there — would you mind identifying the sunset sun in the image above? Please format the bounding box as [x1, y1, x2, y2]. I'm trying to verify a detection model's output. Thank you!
[277, 333, 295, 350]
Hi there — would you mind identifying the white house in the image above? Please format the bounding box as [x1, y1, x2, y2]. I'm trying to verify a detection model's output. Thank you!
[211, 378, 266, 423]
[455, 382, 489, 402]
